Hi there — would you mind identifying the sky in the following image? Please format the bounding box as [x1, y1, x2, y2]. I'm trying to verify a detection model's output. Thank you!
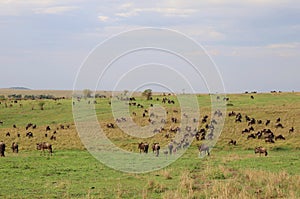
[0, 0, 299, 93]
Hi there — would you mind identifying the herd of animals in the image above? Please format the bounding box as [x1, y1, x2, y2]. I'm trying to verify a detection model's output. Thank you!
[0, 93, 297, 158]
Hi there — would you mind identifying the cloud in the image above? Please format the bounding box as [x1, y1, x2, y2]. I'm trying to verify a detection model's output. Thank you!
[116, 7, 197, 18]
[33, 6, 78, 14]
[98, 15, 109, 22]
[267, 43, 299, 49]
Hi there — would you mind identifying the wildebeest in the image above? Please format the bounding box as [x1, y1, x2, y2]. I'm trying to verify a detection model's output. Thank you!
[152, 143, 160, 157]
[106, 123, 114, 128]
[254, 146, 268, 156]
[247, 133, 256, 139]
[228, 139, 237, 145]
[265, 120, 270, 126]
[6, 132, 10, 137]
[25, 123, 33, 130]
[289, 127, 294, 133]
[0, 141, 5, 157]
[138, 142, 149, 154]
[26, 132, 33, 138]
[0, 121, 3, 125]
[46, 126, 51, 131]
[36, 142, 53, 155]
[198, 144, 210, 156]
[11, 142, 18, 153]
[275, 123, 284, 128]
[50, 135, 56, 140]
[275, 134, 285, 141]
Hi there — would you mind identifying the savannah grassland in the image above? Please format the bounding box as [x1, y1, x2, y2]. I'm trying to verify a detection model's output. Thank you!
[0, 90, 300, 199]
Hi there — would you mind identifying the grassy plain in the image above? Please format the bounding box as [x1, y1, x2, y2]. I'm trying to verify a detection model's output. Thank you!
[0, 91, 299, 198]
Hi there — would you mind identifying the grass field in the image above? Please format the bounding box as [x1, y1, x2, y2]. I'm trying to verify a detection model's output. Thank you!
[0, 90, 299, 198]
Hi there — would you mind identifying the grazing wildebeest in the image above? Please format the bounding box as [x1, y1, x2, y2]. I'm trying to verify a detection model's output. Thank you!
[106, 123, 114, 128]
[50, 135, 56, 140]
[247, 134, 256, 139]
[257, 120, 262, 124]
[254, 146, 268, 156]
[275, 123, 284, 128]
[36, 142, 53, 155]
[152, 143, 160, 157]
[228, 139, 237, 145]
[265, 120, 270, 126]
[11, 142, 18, 153]
[289, 127, 294, 133]
[0, 121, 3, 125]
[138, 142, 149, 154]
[265, 137, 275, 143]
[198, 144, 210, 156]
[250, 95, 254, 99]
[13, 124, 17, 128]
[276, 118, 281, 123]
[26, 123, 33, 130]
[6, 132, 10, 137]
[26, 132, 33, 138]
[46, 126, 51, 131]
[0, 141, 5, 157]
[275, 134, 285, 141]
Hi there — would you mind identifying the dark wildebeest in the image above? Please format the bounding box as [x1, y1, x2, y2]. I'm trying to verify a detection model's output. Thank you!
[138, 142, 149, 154]
[36, 142, 53, 155]
[11, 142, 18, 153]
[106, 123, 114, 128]
[276, 118, 281, 123]
[275, 134, 285, 141]
[265, 120, 270, 126]
[0, 141, 5, 157]
[50, 135, 56, 140]
[228, 139, 237, 145]
[152, 143, 160, 157]
[0, 121, 3, 125]
[247, 133, 256, 139]
[46, 126, 51, 131]
[198, 144, 210, 156]
[289, 127, 294, 133]
[26, 132, 33, 138]
[6, 132, 10, 137]
[275, 123, 284, 128]
[265, 137, 275, 143]
[254, 146, 268, 156]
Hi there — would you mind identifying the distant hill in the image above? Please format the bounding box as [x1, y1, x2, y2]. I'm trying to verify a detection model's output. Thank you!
[8, 87, 31, 90]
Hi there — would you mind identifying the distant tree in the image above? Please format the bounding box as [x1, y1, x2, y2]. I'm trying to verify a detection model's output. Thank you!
[142, 89, 152, 100]
[83, 89, 92, 99]
[38, 101, 45, 110]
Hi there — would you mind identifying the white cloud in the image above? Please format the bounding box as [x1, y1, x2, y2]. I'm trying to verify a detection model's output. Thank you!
[34, 6, 78, 14]
[267, 43, 299, 49]
[116, 7, 197, 18]
[98, 15, 109, 22]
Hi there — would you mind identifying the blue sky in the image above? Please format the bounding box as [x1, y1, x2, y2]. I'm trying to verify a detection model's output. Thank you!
[0, 0, 299, 93]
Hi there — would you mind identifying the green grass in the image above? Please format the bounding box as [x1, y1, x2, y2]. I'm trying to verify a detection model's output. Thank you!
[0, 148, 299, 198]
[0, 91, 300, 198]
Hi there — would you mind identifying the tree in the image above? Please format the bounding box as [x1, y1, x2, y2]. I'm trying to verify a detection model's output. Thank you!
[83, 89, 92, 99]
[142, 89, 152, 100]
